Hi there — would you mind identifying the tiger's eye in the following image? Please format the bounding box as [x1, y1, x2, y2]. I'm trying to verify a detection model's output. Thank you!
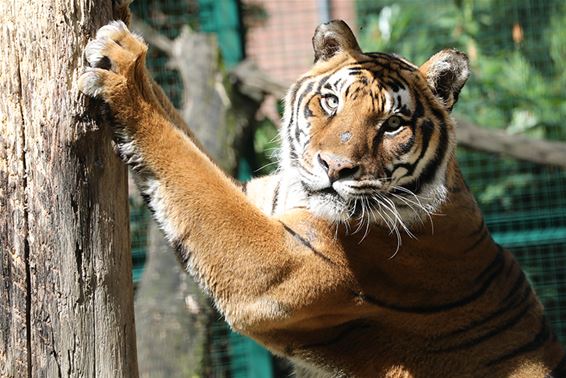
[321, 94, 339, 114]
[383, 116, 403, 133]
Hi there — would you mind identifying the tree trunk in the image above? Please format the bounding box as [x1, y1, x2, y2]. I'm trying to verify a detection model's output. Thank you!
[0, 1, 138, 377]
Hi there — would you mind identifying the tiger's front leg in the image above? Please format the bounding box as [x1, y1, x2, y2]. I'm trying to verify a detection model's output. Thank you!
[77, 22, 359, 346]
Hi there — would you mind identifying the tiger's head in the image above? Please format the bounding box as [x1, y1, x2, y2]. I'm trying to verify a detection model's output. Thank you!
[280, 20, 470, 229]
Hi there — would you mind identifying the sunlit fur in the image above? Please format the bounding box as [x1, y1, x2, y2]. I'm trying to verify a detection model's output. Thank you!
[78, 15, 565, 378]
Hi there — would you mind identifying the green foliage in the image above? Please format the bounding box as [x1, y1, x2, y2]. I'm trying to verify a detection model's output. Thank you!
[253, 117, 280, 176]
[251, 100, 285, 177]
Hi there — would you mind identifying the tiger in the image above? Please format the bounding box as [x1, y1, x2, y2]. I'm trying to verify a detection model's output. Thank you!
[78, 15, 566, 378]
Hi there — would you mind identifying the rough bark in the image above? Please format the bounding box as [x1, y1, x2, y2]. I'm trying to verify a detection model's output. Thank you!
[231, 61, 566, 169]
[0, 1, 138, 377]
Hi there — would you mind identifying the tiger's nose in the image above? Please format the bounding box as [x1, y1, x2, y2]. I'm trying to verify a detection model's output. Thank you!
[317, 152, 360, 183]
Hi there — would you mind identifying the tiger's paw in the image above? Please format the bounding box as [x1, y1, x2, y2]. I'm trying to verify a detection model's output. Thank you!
[78, 21, 147, 100]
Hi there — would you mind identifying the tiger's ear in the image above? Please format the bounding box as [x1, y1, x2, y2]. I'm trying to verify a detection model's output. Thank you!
[312, 20, 361, 63]
[419, 49, 470, 111]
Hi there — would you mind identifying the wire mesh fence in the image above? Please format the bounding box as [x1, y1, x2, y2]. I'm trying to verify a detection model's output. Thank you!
[129, 0, 566, 375]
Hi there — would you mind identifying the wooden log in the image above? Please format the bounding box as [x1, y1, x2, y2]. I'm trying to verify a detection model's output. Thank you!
[0, 1, 138, 376]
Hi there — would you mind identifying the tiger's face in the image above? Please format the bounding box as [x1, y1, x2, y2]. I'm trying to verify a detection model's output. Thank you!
[280, 21, 469, 228]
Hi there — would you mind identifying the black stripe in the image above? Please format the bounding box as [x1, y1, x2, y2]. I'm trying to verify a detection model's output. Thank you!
[316, 74, 332, 91]
[344, 84, 353, 99]
[474, 247, 505, 284]
[377, 118, 432, 179]
[400, 104, 412, 117]
[294, 82, 314, 142]
[398, 102, 450, 193]
[288, 145, 298, 166]
[468, 219, 485, 237]
[390, 119, 434, 176]
[288, 76, 312, 105]
[429, 102, 447, 123]
[384, 78, 406, 92]
[356, 250, 505, 314]
[172, 239, 190, 267]
[348, 183, 382, 191]
[433, 300, 532, 352]
[397, 134, 415, 155]
[299, 180, 311, 195]
[500, 268, 529, 304]
[301, 322, 372, 349]
[348, 67, 365, 75]
[140, 192, 154, 214]
[439, 270, 530, 339]
[279, 222, 337, 266]
[336, 77, 348, 92]
[411, 96, 425, 120]
[486, 318, 552, 367]
[285, 76, 312, 152]
[348, 86, 365, 100]
[241, 181, 248, 194]
[462, 228, 490, 253]
[365, 52, 417, 72]
[271, 180, 280, 215]
[301, 136, 311, 151]
[412, 118, 449, 190]
[303, 103, 313, 119]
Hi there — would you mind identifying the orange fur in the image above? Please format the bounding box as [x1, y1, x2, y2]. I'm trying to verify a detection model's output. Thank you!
[78, 16, 565, 377]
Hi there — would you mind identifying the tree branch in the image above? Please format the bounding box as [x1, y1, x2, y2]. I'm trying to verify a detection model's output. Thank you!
[456, 118, 566, 168]
[131, 16, 174, 56]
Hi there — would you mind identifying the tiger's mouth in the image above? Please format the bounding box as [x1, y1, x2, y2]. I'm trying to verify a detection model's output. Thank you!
[314, 186, 378, 207]
[317, 186, 340, 197]
[306, 179, 436, 225]
[311, 183, 379, 215]
[311, 180, 383, 201]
